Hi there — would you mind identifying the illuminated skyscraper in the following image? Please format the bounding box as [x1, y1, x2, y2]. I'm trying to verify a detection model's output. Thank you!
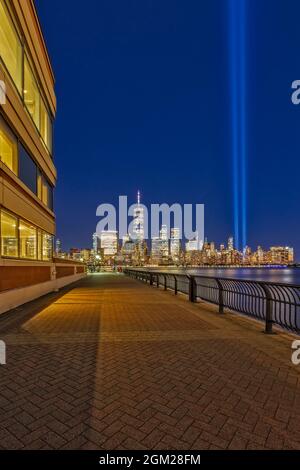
[170, 228, 180, 262]
[92, 232, 100, 254]
[133, 190, 144, 243]
[100, 231, 118, 256]
[269, 246, 294, 265]
[243, 245, 251, 264]
[186, 239, 198, 252]
[288, 247, 294, 263]
[228, 236, 234, 251]
[132, 190, 147, 264]
[186, 232, 201, 252]
[151, 237, 162, 263]
[122, 236, 134, 254]
[160, 225, 169, 259]
[256, 246, 264, 264]
[55, 238, 61, 256]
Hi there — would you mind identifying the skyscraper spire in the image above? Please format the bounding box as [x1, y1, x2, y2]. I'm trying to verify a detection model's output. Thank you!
[133, 190, 144, 247]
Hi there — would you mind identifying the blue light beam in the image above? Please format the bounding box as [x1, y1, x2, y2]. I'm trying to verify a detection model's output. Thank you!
[228, 0, 247, 251]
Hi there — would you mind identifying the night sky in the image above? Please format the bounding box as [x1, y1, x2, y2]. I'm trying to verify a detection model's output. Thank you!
[35, 0, 300, 259]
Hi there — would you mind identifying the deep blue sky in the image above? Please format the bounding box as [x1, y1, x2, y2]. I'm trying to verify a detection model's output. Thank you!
[35, 0, 300, 259]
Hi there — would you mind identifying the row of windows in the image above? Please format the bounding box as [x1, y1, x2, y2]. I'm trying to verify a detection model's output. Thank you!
[0, 0, 53, 153]
[0, 116, 53, 210]
[0, 209, 53, 261]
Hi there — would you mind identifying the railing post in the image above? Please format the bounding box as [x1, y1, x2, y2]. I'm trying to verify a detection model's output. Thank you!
[216, 279, 224, 314]
[157, 274, 159, 287]
[262, 283, 274, 334]
[164, 275, 167, 291]
[150, 273, 153, 286]
[189, 276, 196, 302]
[174, 275, 177, 295]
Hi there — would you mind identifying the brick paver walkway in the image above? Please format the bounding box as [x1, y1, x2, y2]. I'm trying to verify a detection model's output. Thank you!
[1, 273, 300, 450]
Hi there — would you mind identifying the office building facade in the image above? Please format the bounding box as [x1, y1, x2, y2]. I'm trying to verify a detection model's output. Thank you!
[0, 0, 85, 313]
[100, 231, 118, 256]
[170, 227, 180, 263]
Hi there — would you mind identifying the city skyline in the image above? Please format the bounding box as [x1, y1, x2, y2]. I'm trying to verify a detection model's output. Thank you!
[55, 190, 297, 262]
[56, 221, 298, 262]
[35, 0, 300, 257]
[55, 229, 295, 268]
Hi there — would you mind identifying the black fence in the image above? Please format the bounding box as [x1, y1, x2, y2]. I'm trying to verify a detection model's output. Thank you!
[124, 269, 300, 334]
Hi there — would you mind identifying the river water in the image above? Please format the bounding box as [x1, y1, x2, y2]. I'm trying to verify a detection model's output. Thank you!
[150, 267, 300, 285]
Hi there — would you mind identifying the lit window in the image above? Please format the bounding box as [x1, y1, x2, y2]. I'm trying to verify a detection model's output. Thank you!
[0, 118, 18, 174]
[40, 99, 52, 153]
[19, 220, 37, 259]
[24, 56, 40, 129]
[37, 229, 42, 260]
[42, 179, 49, 207]
[42, 232, 53, 260]
[37, 171, 53, 210]
[37, 171, 42, 200]
[1, 211, 18, 257]
[0, 0, 22, 92]
[0, 1, 53, 155]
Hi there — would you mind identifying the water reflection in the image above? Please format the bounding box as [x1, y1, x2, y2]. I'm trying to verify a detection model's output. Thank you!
[164, 268, 300, 285]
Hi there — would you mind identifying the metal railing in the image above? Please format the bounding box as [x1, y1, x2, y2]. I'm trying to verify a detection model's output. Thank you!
[124, 269, 300, 334]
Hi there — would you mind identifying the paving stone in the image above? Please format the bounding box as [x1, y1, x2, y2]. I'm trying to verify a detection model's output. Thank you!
[0, 274, 300, 449]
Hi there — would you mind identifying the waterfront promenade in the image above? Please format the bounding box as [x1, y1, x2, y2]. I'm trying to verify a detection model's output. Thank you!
[1, 274, 300, 450]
